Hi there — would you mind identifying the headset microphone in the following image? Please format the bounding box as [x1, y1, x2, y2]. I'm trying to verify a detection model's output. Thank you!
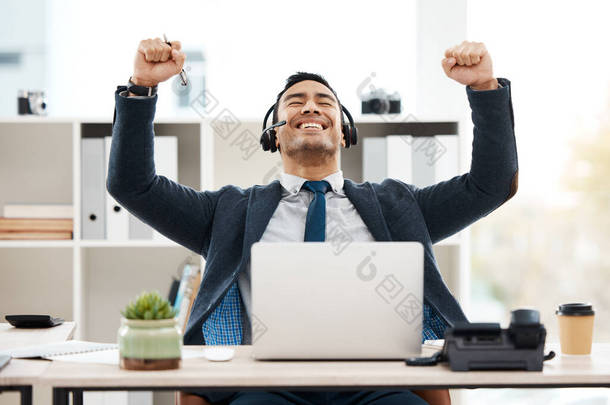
[260, 120, 286, 153]
[262, 120, 287, 133]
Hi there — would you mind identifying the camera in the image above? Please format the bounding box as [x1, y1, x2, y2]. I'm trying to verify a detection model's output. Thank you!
[361, 88, 401, 114]
[18, 90, 47, 116]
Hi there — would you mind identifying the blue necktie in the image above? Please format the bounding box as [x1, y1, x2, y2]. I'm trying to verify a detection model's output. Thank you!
[301, 180, 331, 242]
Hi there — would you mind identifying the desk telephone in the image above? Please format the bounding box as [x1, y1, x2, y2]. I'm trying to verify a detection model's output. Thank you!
[407, 309, 556, 371]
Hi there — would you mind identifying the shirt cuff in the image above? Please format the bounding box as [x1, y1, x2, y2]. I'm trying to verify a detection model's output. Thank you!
[118, 90, 155, 99]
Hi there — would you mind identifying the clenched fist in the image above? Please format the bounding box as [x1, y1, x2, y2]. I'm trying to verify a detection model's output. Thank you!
[442, 41, 498, 90]
[131, 38, 186, 88]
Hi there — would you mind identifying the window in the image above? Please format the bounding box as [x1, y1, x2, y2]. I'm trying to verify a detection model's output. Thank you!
[467, 1, 610, 403]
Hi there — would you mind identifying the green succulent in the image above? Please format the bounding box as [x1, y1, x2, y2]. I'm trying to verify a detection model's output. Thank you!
[121, 291, 177, 320]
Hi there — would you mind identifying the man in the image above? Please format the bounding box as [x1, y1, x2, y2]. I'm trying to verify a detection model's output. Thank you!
[108, 39, 517, 405]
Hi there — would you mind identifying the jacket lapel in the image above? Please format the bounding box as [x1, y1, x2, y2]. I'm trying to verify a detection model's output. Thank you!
[239, 178, 393, 263]
[241, 180, 283, 263]
[343, 179, 393, 242]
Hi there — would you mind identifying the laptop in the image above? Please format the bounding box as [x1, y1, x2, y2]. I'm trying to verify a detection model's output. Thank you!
[250, 242, 424, 360]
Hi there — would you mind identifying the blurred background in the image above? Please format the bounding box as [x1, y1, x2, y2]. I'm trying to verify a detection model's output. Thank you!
[1, 0, 610, 404]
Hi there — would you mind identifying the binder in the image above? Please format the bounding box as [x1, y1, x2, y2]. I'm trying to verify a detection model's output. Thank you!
[128, 213, 153, 239]
[362, 137, 387, 183]
[82, 138, 106, 239]
[411, 137, 436, 188]
[387, 135, 413, 184]
[104, 136, 129, 240]
[128, 136, 178, 241]
[103, 136, 178, 241]
[363, 136, 413, 184]
[362, 135, 459, 187]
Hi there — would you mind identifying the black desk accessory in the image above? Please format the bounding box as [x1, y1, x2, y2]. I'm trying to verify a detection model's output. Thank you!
[5, 315, 64, 328]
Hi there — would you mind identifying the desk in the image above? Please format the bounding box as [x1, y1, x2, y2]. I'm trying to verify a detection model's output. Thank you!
[42, 343, 610, 405]
[0, 322, 76, 405]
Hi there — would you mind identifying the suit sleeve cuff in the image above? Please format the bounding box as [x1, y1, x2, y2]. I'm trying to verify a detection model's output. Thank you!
[469, 82, 503, 91]
[118, 90, 156, 99]
[466, 78, 511, 108]
[114, 85, 158, 125]
[465, 77, 514, 135]
[468, 78, 505, 92]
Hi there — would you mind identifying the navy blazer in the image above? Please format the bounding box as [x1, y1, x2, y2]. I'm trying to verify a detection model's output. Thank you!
[108, 78, 518, 345]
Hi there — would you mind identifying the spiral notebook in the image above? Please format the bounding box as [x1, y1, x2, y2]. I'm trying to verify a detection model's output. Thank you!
[0, 340, 212, 365]
[0, 340, 117, 359]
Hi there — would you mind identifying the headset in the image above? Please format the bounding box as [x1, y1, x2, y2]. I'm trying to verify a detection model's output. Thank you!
[259, 103, 358, 153]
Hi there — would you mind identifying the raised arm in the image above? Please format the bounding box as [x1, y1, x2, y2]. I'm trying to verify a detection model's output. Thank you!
[106, 38, 219, 255]
[411, 41, 518, 243]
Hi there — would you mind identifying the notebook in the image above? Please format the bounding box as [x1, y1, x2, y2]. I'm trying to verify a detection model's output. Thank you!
[0, 340, 117, 359]
[45, 348, 211, 365]
[0, 340, 213, 365]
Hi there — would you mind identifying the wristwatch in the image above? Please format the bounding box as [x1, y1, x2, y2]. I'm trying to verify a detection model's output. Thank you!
[127, 77, 158, 97]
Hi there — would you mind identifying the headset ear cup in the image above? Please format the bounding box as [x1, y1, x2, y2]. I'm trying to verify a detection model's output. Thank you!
[260, 131, 270, 151]
[269, 129, 278, 153]
[342, 123, 351, 148]
[350, 126, 358, 146]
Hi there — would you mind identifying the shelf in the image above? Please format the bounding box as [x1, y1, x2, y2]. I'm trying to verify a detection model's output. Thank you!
[353, 121, 458, 137]
[79, 240, 182, 248]
[0, 240, 186, 248]
[0, 240, 74, 248]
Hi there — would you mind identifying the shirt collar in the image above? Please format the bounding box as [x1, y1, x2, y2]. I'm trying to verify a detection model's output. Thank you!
[280, 170, 345, 195]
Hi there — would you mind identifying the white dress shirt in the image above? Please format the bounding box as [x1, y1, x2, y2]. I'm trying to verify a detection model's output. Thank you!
[238, 170, 375, 320]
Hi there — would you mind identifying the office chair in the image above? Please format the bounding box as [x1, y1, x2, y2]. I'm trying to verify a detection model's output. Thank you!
[176, 391, 209, 405]
[176, 390, 451, 405]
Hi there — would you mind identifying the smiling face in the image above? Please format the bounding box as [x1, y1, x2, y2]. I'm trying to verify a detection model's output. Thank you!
[274, 80, 345, 165]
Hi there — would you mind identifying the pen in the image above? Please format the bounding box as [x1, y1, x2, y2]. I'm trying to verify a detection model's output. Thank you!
[163, 33, 188, 86]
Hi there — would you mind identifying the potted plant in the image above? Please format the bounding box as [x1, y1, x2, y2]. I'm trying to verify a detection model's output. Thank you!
[118, 291, 182, 370]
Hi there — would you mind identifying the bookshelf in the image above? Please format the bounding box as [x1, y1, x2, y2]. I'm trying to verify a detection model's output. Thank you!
[0, 116, 466, 405]
[0, 118, 210, 344]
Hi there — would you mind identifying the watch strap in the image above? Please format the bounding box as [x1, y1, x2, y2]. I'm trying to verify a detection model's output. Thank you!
[127, 77, 158, 97]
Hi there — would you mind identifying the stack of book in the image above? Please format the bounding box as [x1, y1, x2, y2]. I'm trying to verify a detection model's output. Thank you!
[0, 204, 73, 240]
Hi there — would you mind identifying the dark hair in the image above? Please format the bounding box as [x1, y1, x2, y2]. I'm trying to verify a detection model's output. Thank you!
[272, 72, 343, 125]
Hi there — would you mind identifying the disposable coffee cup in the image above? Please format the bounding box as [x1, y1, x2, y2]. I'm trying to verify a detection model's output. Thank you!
[556, 303, 595, 355]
